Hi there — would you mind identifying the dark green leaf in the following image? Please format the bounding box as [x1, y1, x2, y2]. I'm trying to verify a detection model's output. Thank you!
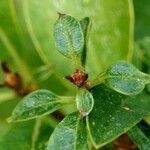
[8, 90, 63, 122]
[105, 61, 150, 95]
[54, 15, 84, 58]
[76, 88, 94, 117]
[133, 37, 150, 72]
[128, 121, 150, 150]
[87, 84, 150, 148]
[47, 112, 89, 150]
[79, 17, 91, 66]
[133, 0, 150, 39]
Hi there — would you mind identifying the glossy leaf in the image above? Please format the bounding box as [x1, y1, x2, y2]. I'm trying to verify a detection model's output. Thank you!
[76, 88, 94, 117]
[87, 84, 150, 148]
[8, 90, 63, 122]
[105, 61, 150, 95]
[79, 17, 91, 66]
[54, 15, 84, 58]
[128, 121, 150, 150]
[47, 112, 89, 150]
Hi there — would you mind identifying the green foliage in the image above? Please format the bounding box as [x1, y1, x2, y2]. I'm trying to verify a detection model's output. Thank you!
[47, 112, 89, 150]
[0, 121, 34, 150]
[87, 84, 150, 148]
[0, 119, 54, 150]
[105, 61, 150, 95]
[54, 15, 84, 59]
[0, 0, 150, 150]
[75, 88, 94, 117]
[128, 121, 150, 150]
[8, 90, 64, 122]
[79, 17, 91, 66]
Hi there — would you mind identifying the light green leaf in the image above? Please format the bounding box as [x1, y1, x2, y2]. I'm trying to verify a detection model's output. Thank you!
[76, 88, 94, 117]
[8, 90, 64, 122]
[0, 119, 54, 150]
[47, 112, 89, 150]
[0, 121, 34, 150]
[18, 0, 133, 77]
[79, 17, 91, 66]
[105, 61, 150, 95]
[87, 84, 150, 148]
[128, 121, 150, 150]
[54, 15, 84, 59]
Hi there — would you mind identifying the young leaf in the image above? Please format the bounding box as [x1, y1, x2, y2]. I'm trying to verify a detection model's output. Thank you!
[87, 84, 150, 148]
[105, 61, 150, 95]
[128, 121, 150, 150]
[47, 112, 89, 150]
[76, 88, 94, 117]
[7, 90, 63, 122]
[54, 14, 84, 58]
[79, 17, 91, 66]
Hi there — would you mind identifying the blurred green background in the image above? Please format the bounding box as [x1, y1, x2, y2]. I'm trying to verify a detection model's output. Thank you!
[0, 0, 149, 149]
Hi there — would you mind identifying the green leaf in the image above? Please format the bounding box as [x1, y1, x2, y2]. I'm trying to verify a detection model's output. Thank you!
[133, 0, 150, 39]
[19, 0, 133, 78]
[79, 17, 91, 66]
[105, 61, 150, 95]
[0, 121, 35, 150]
[0, 119, 54, 150]
[128, 121, 150, 150]
[76, 88, 94, 117]
[47, 112, 89, 150]
[8, 90, 63, 122]
[87, 84, 150, 148]
[132, 38, 150, 94]
[54, 15, 84, 59]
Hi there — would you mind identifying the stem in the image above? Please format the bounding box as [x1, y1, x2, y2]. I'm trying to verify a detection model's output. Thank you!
[127, 0, 134, 62]
[22, 0, 50, 65]
[141, 72, 150, 84]
[31, 118, 41, 150]
[0, 28, 32, 83]
[71, 55, 84, 71]
[58, 96, 75, 104]
[86, 72, 107, 89]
